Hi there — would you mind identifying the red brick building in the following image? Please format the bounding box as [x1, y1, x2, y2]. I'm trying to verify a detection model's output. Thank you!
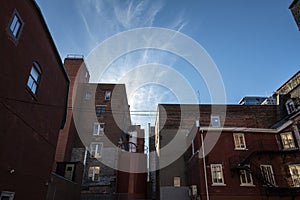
[155, 71, 300, 200]
[0, 0, 69, 199]
[290, 0, 300, 30]
[57, 58, 147, 200]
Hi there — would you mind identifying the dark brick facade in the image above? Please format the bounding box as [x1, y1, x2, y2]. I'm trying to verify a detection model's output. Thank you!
[0, 1, 69, 199]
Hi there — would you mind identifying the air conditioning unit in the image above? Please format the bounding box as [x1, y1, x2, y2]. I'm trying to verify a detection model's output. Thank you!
[189, 185, 197, 196]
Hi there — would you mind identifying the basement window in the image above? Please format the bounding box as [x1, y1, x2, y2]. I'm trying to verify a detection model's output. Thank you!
[0, 191, 15, 200]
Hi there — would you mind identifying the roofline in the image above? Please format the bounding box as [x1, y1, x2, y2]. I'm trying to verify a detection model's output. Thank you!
[289, 0, 300, 9]
[276, 70, 300, 93]
[32, 0, 70, 128]
[198, 119, 293, 133]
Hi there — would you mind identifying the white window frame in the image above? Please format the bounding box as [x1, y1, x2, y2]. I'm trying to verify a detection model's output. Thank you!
[93, 122, 104, 136]
[286, 99, 296, 114]
[260, 164, 276, 186]
[211, 115, 220, 127]
[281, 132, 296, 150]
[27, 62, 42, 95]
[105, 91, 111, 100]
[0, 191, 15, 200]
[233, 133, 247, 150]
[8, 10, 23, 40]
[239, 165, 254, 186]
[90, 142, 103, 158]
[211, 164, 226, 186]
[174, 176, 181, 187]
[289, 164, 300, 187]
[88, 166, 100, 182]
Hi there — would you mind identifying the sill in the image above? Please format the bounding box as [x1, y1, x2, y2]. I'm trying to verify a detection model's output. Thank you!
[282, 147, 298, 151]
[234, 148, 248, 151]
[212, 183, 226, 186]
[26, 87, 38, 101]
[240, 184, 255, 187]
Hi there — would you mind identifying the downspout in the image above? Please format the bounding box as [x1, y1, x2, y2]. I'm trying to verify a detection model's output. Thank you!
[201, 130, 209, 200]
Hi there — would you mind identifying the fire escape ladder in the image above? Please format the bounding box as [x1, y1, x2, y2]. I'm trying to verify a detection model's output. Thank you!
[243, 163, 277, 188]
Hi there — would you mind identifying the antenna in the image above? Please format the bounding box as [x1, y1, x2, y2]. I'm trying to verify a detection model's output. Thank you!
[197, 90, 201, 104]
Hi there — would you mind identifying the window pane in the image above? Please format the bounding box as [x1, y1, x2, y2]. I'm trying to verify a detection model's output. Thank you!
[27, 77, 34, 88]
[105, 91, 111, 100]
[31, 83, 37, 94]
[31, 67, 39, 81]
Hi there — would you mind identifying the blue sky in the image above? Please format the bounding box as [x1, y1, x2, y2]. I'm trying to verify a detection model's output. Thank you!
[36, 0, 300, 127]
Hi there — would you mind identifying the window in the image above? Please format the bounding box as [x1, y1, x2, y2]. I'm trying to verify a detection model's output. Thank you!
[286, 99, 296, 114]
[280, 132, 296, 149]
[93, 122, 104, 136]
[27, 62, 41, 95]
[90, 142, 103, 158]
[211, 164, 225, 185]
[211, 116, 220, 127]
[88, 166, 100, 181]
[0, 191, 14, 200]
[8, 10, 23, 39]
[95, 105, 106, 117]
[289, 164, 300, 187]
[239, 165, 254, 186]
[105, 91, 111, 100]
[260, 165, 276, 186]
[64, 164, 75, 181]
[85, 92, 92, 100]
[174, 177, 181, 187]
[233, 133, 246, 150]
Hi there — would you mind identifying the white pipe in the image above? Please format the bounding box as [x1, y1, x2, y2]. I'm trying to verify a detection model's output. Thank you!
[83, 146, 88, 165]
[201, 132, 209, 200]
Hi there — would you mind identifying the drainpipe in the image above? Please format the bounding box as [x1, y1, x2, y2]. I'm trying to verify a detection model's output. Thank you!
[201, 131, 209, 200]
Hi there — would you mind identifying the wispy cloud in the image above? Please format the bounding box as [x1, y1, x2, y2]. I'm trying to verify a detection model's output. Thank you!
[76, 0, 189, 128]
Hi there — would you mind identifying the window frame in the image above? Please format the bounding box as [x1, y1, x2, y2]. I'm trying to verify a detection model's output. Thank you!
[211, 115, 220, 127]
[285, 99, 296, 114]
[260, 164, 276, 186]
[90, 142, 103, 158]
[0, 191, 15, 200]
[105, 91, 111, 100]
[289, 164, 300, 187]
[210, 163, 226, 186]
[7, 9, 24, 41]
[27, 62, 42, 95]
[239, 165, 254, 186]
[173, 176, 181, 187]
[233, 133, 247, 150]
[93, 122, 104, 136]
[280, 132, 296, 150]
[88, 166, 100, 182]
[95, 105, 106, 117]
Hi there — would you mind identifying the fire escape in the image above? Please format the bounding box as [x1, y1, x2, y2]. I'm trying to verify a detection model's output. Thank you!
[229, 139, 299, 193]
